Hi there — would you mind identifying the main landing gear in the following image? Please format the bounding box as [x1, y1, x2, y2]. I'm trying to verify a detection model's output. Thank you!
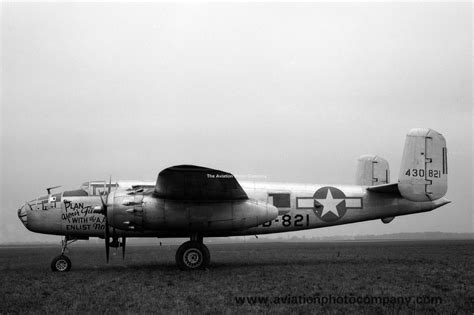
[175, 234, 210, 270]
[51, 236, 77, 272]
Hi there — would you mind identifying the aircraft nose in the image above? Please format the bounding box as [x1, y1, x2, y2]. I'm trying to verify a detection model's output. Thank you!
[18, 203, 29, 227]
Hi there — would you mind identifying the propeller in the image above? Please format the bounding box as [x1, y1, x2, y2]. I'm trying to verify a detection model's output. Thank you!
[99, 177, 127, 262]
[99, 176, 113, 263]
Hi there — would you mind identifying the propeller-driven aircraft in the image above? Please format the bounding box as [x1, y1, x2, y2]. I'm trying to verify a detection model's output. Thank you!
[17, 128, 450, 271]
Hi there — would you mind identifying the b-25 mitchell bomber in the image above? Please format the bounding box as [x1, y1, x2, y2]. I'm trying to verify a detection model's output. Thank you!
[18, 128, 450, 271]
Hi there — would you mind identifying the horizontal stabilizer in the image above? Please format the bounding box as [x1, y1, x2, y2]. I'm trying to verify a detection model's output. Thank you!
[155, 165, 248, 200]
[367, 183, 401, 196]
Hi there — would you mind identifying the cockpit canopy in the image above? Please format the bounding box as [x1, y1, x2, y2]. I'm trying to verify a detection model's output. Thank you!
[59, 180, 154, 197]
[78, 181, 119, 196]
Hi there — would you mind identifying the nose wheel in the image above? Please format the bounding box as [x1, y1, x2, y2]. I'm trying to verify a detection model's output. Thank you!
[175, 241, 210, 270]
[51, 255, 71, 272]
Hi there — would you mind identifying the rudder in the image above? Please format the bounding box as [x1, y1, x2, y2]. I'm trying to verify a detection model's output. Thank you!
[398, 128, 448, 201]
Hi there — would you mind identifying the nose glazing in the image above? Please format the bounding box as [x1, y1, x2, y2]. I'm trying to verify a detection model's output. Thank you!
[18, 203, 29, 227]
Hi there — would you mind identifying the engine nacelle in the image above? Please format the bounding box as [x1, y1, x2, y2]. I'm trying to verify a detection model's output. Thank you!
[107, 190, 278, 232]
[107, 190, 145, 231]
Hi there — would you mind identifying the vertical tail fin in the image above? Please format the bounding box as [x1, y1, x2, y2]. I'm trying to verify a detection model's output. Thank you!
[398, 128, 448, 201]
[356, 155, 390, 186]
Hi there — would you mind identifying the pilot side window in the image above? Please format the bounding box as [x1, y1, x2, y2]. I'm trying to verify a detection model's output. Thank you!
[92, 184, 106, 196]
[268, 193, 291, 208]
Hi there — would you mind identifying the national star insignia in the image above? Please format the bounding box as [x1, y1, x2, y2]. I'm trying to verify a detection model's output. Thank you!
[315, 189, 344, 218]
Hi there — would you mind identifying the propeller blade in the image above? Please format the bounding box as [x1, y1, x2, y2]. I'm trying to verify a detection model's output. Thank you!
[105, 219, 110, 263]
[108, 175, 112, 194]
[103, 175, 114, 263]
[99, 195, 106, 213]
[122, 236, 126, 260]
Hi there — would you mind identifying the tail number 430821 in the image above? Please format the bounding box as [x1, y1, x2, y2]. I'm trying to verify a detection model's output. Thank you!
[405, 169, 441, 178]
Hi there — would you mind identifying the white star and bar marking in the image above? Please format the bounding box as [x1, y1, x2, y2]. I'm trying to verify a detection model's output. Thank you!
[295, 186, 363, 221]
[315, 189, 344, 218]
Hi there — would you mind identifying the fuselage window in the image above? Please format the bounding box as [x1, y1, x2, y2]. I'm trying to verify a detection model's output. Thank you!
[63, 189, 89, 197]
[268, 193, 291, 208]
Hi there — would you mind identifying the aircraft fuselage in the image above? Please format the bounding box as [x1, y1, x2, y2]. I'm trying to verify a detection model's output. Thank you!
[20, 181, 449, 239]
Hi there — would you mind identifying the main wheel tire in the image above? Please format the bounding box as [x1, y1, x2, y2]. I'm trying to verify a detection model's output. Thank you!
[51, 255, 72, 272]
[175, 241, 210, 270]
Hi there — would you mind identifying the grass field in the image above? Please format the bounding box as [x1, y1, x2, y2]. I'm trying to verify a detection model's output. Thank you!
[0, 240, 472, 313]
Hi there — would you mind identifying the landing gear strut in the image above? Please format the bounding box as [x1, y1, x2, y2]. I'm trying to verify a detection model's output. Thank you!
[51, 236, 76, 272]
[175, 234, 210, 270]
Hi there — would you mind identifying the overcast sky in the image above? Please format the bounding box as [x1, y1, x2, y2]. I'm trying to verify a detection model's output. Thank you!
[1, 2, 472, 243]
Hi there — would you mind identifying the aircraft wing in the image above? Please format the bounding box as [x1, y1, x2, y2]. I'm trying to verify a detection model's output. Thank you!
[154, 165, 248, 200]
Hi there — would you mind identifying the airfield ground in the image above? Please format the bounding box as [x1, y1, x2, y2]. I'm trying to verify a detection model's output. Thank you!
[0, 240, 472, 313]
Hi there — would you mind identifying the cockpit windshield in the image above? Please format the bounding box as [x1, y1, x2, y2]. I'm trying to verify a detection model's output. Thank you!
[80, 182, 89, 192]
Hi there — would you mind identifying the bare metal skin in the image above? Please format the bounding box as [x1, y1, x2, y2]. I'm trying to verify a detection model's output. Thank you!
[20, 181, 449, 238]
[17, 128, 450, 271]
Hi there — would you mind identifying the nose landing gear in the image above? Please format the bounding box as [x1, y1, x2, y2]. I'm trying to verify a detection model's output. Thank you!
[50, 236, 78, 272]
